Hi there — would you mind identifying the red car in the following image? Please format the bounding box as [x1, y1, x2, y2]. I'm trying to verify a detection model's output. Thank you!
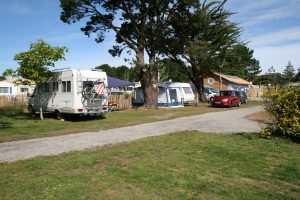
[211, 90, 241, 107]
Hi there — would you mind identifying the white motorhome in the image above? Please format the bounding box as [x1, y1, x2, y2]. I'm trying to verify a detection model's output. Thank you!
[28, 69, 109, 119]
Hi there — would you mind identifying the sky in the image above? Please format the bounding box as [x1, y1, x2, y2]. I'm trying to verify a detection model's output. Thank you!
[0, 0, 300, 75]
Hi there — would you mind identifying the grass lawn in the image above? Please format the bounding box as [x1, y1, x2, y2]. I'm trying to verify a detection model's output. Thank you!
[0, 101, 261, 142]
[0, 131, 299, 199]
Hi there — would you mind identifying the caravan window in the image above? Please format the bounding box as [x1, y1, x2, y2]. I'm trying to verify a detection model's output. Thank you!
[0, 87, 9, 94]
[182, 87, 192, 94]
[62, 81, 71, 92]
[20, 88, 28, 93]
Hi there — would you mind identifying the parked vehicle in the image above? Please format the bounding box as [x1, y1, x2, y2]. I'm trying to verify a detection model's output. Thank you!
[236, 91, 248, 104]
[204, 86, 218, 102]
[211, 90, 241, 107]
[28, 69, 109, 119]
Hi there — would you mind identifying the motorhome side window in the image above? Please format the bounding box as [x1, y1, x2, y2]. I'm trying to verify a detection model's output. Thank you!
[62, 81, 71, 92]
[38, 83, 50, 93]
[52, 81, 59, 92]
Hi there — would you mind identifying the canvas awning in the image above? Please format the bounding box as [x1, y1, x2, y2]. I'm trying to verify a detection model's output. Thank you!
[107, 76, 134, 88]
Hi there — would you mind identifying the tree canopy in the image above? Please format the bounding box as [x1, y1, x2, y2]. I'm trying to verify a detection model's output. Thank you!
[164, 0, 241, 101]
[60, 0, 198, 108]
[0, 69, 16, 80]
[95, 64, 139, 82]
[157, 59, 189, 82]
[13, 39, 68, 120]
[14, 39, 68, 84]
[221, 44, 261, 81]
[282, 61, 296, 84]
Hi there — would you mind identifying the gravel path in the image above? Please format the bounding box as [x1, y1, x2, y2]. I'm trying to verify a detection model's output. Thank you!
[0, 106, 263, 163]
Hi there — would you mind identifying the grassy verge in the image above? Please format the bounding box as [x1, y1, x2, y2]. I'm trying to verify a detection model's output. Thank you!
[0, 131, 299, 199]
[0, 101, 261, 142]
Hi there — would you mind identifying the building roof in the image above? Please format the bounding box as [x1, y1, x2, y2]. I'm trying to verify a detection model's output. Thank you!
[0, 78, 34, 85]
[214, 73, 251, 85]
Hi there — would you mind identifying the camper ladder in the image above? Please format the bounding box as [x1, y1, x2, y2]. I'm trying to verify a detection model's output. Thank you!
[76, 70, 83, 94]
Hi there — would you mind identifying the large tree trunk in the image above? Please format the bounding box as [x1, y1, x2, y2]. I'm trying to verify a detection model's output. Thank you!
[189, 62, 207, 103]
[191, 76, 207, 103]
[37, 86, 44, 120]
[137, 49, 158, 109]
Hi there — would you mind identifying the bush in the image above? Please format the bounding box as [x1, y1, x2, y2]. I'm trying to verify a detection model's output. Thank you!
[263, 87, 300, 137]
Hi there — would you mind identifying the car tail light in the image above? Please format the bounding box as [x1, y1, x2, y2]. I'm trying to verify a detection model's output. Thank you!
[78, 109, 84, 112]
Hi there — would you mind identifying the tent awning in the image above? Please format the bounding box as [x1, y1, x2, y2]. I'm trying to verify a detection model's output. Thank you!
[107, 76, 134, 87]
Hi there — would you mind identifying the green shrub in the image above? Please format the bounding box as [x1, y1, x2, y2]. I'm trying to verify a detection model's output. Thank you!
[263, 87, 300, 137]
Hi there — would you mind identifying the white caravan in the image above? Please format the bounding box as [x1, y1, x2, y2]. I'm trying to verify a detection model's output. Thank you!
[133, 82, 196, 107]
[167, 82, 196, 105]
[28, 69, 109, 119]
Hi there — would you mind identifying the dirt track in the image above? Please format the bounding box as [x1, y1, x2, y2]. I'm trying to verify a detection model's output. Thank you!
[0, 106, 263, 163]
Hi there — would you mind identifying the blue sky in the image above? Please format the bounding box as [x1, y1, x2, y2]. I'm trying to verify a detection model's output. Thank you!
[1, 0, 300, 75]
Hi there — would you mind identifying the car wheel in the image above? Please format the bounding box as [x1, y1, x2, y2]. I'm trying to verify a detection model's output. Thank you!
[228, 101, 232, 108]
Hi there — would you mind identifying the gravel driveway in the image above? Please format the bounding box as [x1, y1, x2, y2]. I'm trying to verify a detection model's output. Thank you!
[0, 106, 263, 163]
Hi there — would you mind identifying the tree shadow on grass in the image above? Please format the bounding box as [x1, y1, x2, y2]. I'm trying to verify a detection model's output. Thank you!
[235, 132, 300, 144]
[0, 115, 13, 129]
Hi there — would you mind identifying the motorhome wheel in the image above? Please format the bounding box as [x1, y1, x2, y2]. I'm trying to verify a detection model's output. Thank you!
[55, 110, 63, 120]
[28, 106, 35, 116]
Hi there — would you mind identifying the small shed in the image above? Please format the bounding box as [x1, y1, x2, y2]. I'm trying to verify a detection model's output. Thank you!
[203, 72, 251, 92]
[133, 82, 184, 108]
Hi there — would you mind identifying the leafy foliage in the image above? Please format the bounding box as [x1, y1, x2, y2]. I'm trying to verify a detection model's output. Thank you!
[14, 39, 68, 84]
[263, 87, 300, 137]
[164, 0, 241, 101]
[60, 0, 198, 108]
[1, 69, 16, 80]
[95, 64, 139, 82]
[253, 73, 286, 86]
[157, 59, 189, 82]
[282, 61, 296, 84]
[222, 44, 261, 81]
[295, 67, 300, 81]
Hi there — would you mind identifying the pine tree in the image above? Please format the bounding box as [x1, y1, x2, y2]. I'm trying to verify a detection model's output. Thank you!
[282, 61, 295, 85]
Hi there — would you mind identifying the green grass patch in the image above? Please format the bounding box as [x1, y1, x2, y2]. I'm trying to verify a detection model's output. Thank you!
[0, 132, 299, 199]
[0, 101, 261, 142]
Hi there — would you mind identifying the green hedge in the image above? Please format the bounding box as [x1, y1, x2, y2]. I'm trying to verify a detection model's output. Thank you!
[263, 87, 300, 137]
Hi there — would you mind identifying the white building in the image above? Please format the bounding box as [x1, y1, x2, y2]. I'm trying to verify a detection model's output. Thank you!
[0, 78, 35, 96]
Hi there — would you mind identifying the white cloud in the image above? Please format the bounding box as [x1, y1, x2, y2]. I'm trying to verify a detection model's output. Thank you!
[249, 27, 300, 47]
[228, 0, 281, 14]
[254, 44, 300, 73]
[228, 0, 300, 28]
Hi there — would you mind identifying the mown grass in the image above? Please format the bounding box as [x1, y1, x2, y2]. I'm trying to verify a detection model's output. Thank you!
[0, 131, 299, 200]
[0, 101, 262, 142]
